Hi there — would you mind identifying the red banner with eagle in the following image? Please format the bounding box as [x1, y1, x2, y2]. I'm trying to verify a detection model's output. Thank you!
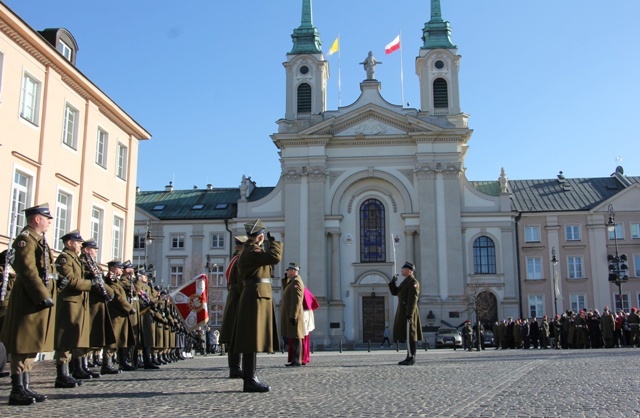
[170, 273, 209, 331]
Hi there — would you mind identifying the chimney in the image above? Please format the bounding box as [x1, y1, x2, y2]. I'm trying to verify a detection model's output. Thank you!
[207, 184, 213, 190]
[165, 181, 173, 192]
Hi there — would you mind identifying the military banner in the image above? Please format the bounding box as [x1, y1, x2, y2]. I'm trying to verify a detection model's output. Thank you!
[171, 273, 209, 331]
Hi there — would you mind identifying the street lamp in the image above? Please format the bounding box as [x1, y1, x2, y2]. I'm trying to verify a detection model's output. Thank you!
[607, 204, 629, 312]
[551, 247, 558, 318]
[144, 220, 153, 272]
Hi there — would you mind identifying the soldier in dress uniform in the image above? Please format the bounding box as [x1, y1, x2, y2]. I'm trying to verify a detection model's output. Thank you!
[281, 263, 305, 367]
[0, 203, 56, 405]
[54, 230, 97, 387]
[0, 249, 16, 378]
[220, 235, 247, 378]
[389, 261, 422, 365]
[121, 261, 142, 368]
[137, 269, 160, 369]
[230, 219, 283, 393]
[104, 260, 136, 372]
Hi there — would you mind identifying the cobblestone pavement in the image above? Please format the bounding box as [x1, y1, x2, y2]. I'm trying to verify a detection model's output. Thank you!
[1, 347, 639, 417]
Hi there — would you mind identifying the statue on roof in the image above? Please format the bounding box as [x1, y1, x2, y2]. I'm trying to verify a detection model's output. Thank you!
[360, 51, 381, 80]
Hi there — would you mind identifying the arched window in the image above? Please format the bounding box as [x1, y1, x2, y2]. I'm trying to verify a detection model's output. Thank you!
[473, 236, 496, 274]
[297, 83, 312, 113]
[360, 199, 385, 262]
[433, 78, 448, 108]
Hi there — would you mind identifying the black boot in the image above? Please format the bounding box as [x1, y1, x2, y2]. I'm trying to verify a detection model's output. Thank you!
[398, 354, 411, 365]
[118, 348, 134, 371]
[228, 352, 243, 378]
[8, 374, 35, 405]
[100, 355, 121, 375]
[83, 356, 101, 378]
[153, 352, 162, 366]
[22, 372, 47, 402]
[143, 347, 159, 369]
[72, 357, 92, 380]
[55, 363, 79, 388]
[242, 353, 270, 393]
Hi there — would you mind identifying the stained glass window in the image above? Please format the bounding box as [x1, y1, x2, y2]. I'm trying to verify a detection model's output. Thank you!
[360, 199, 385, 262]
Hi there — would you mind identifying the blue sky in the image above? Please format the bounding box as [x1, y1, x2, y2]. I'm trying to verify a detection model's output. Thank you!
[6, 0, 640, 191]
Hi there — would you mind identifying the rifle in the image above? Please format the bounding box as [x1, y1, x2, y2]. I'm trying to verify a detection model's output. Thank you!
[83, 252, 112, 301]
[1, 191, 20, 302]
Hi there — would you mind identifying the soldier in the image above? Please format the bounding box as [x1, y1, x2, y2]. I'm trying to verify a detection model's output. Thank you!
[0, 203, 56, 405]
[601, 307, 616, 348]
[54, 230, 96, 387]
[121, 261, 141, 368]
[136, 269, 159, 369]
[627, 307, 640, 347]
[389, 261, 422, 365]
[230, 219, 283, 392]
[0, 249, 16, 378]
[281, 263, 305, 367]
[462, 320, 473, 351]
[539, 315, 550, 348]
[104, 260, 136, 372]
[220, 235, 248, 378]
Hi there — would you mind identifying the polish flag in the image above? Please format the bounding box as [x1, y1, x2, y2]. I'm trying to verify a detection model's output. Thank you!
[385, 35, 401, 54]
[171, 274, 209, 331]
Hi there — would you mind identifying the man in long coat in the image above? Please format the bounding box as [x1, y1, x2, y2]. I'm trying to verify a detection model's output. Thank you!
[0, 203, 56, 405]
[104, 261, 135, 371]
[231, 219, 283, 392]
[389, 261, 422, 366]
[137, 269, 159, 369]
[54, 230, 94, 387]
[281, 263, 305, 367]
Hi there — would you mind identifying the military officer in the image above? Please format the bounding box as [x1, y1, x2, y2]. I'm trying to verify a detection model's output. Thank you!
[104, 260, 136, 372]
[0, 203, 56, 405]
[137, 269, 159, 369]
[389, 261, 422, 365]
[121, 261, 141, 368]
[230, 219, 283, 393]
[220, 235, 247, 378]
[281, 263, 305, 367]
[0, 249, 16, 378]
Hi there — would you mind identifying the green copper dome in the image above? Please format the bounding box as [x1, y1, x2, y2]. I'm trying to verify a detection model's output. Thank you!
[289, 0, 322, 54]
[422, 0, 456, 49]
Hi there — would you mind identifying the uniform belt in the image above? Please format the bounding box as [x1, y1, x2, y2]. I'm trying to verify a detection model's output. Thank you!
[131, 297, 139, 301]
[245, 278, 272, 284]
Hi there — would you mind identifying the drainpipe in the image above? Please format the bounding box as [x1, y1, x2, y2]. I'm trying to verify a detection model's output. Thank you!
[514, 212, 523, 319]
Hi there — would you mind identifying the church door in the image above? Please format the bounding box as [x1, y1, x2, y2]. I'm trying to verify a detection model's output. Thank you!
[362, 295, 385, 343]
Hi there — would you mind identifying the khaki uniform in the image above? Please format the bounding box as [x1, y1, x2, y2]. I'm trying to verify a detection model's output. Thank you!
[106, 278, 134, 348]
[220, 254, 241, 344]
[280, 274, 305, 339]
[389, 274, 423, 342]
[121, 273, 140, 346]
[79, 255, 116, 348]
[627, 311, 640, 346]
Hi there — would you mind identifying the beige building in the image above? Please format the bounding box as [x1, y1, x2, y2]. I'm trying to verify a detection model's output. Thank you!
[0, 3, 150, 264]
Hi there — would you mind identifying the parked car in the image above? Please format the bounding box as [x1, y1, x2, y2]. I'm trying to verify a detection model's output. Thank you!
[483, 330, 494, 347]
[435, 328, 462, 348]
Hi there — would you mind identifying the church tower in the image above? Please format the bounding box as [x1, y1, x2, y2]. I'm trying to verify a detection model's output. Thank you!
[415, 0, 463, 125]
[283, 0, 328, 121]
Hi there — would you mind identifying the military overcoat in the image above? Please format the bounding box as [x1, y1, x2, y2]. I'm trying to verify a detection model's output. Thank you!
[79, 254, 116, 348]
[230, 238, 282, 353]
[389, 274, 423, 342]
[0, 226, 57, 354]
[106, 278, 135, 348]
[219, 253, 240, 343]
[281, 275, 305, 339]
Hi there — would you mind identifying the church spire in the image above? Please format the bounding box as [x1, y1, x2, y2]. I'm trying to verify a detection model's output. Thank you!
[422, 0, 456, 49]
[289, 0, 322, 54]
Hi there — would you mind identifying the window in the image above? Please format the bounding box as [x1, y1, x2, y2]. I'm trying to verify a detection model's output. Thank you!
[152, 205, 165, 211]
[528, 294, 544, 318]
[116, 142, 128, 180]
[569, 294, 587, 312]
[96, 129, 108, 167]
[634, 254, 640, 277]
[614, 293, 629, 313]
[57, 39, 72, 61]
[473, 236, 496, 274]
[62, 104, 79, 149]
[631, 223, 640, 239]
[526, 257, 542, 280]
[209, 304, 223, 326]
[211, 233, 224, 249]
[297, 83, 311, 113]
[54, 191, 71, 251]
[91, 207, 103, 260]
[210, 264, 224, 287]
[524, 225, 540, 243]
[171, 234, 185, 249]
[565, 225, 581, 241]
[608, 223, 624, 240]
[112, 216, 124, 260]
[170, 266, 184, 287]
[433, 78, 448, 108]
[133, 234, 146, 249]
[359, 199, 385, 262]
[567, 256, 583, 279]
[9, 171, 31, 237]
[20, 72, 41, 124]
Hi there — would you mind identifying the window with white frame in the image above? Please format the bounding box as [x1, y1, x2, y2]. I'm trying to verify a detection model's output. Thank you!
[567, 256, 584, 279]
[524, 225, 540, 243]
[112, 216, 123, 260]
[96, 128, 108, 168]
[54, 191, 71, 251]
[634, 254, 640, 277]
[91, 207, 103, 260]
[211, 233, 225, 249]
[171, 234, 185, 249]
[209, 304, 223, 326]
[62, 103, 79, 149]
[171, 265, 184, 287]
[565, 224, 581, 241]
[526, 257, 543, 280]
[569, 294, 587, 312]
[57, 39, 72, 61]
[608, 223, 625, 240]
[20, 72, 41, 124]
[631, 223, 640, 239]
[528, 294, 544, 318]
[210, 264, 224, 287]
[9, 171, 31, 237]
[116, 142, 127, 180]
[614, 293, 630, 313]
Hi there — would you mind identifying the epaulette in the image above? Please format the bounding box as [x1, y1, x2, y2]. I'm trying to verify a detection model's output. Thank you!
[20, 230, 29, 236]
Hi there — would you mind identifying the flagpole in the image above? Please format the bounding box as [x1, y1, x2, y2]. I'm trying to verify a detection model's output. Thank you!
[399, 32, 405, 107]
[337, 33, 341, 107]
